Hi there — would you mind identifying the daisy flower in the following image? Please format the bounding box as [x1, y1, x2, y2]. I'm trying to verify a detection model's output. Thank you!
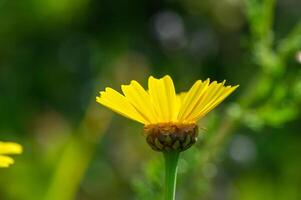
[0, 142, 22, 168]
[96, 75, 238, 152]
[96, 75, 238, 200]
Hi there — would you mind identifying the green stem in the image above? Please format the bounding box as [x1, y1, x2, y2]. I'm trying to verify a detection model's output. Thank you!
[163, 151, 180, 200]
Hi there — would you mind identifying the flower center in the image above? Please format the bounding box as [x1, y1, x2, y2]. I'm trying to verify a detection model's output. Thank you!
[144, 123, 198, 152]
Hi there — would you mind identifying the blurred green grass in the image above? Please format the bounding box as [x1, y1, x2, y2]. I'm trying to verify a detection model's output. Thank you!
[0, 0, 301, 199]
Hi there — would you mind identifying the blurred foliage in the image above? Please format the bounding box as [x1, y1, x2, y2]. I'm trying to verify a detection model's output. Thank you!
[0, 0, 301, 199]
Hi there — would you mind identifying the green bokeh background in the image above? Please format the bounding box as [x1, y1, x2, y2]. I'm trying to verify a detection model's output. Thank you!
[0, 0, 301, 199]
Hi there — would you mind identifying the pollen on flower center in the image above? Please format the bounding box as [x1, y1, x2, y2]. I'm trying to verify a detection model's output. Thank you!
[144, 123, 198, 152]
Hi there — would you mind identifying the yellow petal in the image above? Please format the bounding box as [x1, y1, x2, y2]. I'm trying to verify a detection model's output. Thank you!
[0, 155, 14, 168]
[162, 75, 179, 121]
[148, 75, 178, 122]
[195, 81, 224, 110]
[0, 142, 23, 154]
[185, 81, 226, 121]
[176, 92, 186, 108]
[96, 76, 238, 125]
[96, 87, 147, 124]
[199, 85, 239, 117]
[121, 80, 158, 124]
[148, 76, 165, 121]
[189, 84, 239, 121]
[178, 79, 210, 122]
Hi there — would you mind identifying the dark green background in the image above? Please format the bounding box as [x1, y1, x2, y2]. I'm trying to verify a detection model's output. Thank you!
[0, 0, 301, 199]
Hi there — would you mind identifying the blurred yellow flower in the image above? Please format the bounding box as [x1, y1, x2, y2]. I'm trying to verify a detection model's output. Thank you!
[0, 142, 23, 168]
[96, 75, 239, 125]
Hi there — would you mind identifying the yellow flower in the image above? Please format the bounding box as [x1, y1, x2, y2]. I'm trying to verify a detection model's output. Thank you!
[0, 142, 23, 168]
[96, 75, 238, 151]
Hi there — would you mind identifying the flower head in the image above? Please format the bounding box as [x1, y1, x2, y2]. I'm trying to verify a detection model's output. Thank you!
[96, 75, 238, 151]
[0, 142, 23, 168]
